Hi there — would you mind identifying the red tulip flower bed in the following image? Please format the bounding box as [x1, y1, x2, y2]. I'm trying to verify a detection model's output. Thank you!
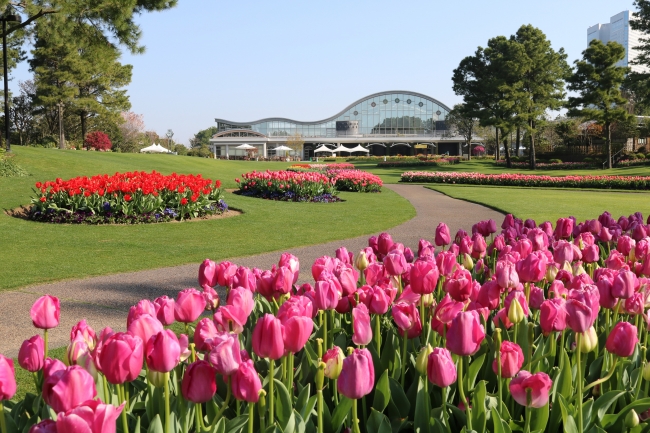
[401, 170, 650, 190]
[8, 211, 650, 432]
[29, 171, 227, 224]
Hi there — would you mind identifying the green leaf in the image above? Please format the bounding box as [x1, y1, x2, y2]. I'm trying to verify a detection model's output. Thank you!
[388, 377, 411, 418]
[225, 415, 250, 433]
[529, 402, 549, 432]
[592, 391, 625, 424]
[147, 414, 164, 433]
[274, 379, 293, 428]
[366, 408, 393, 433]
[490, 407, 509, 433]
[295, 384, 311, 417]
[283, 412, 296, 433]
[466, 353, 486, 391]
[601, 397, 650, 429]
[558, 395, 579, 433]
[472, 380, 488, 432]
[413, 376, 430, 433]
[373, 369, 391, 413]
[330, 396, 353, 430]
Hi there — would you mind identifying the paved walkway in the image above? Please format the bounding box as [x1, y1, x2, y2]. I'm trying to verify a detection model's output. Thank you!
[0, 185, 503, 357]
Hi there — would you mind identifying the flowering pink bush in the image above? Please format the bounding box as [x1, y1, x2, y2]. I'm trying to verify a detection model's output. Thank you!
[401, 170, 650, 190]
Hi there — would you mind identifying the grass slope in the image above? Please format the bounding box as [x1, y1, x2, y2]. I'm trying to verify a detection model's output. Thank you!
[427, 184, 650, 223]
[0, 147, 415, 291]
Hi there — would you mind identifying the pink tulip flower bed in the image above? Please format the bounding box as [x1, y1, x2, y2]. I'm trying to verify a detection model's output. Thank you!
[327, 169, 383, 193]
[7, 211, 650, 432]
[401, 170, 650, 190]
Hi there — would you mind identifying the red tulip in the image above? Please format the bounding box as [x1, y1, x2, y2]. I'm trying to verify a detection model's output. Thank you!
[446, 311, 485, 356]
[146, 330, 181, 373]
[175, 288, 206, 323]
[232, 359, 262, 403]
[182, 360, 217, 403]
[43, 365, 96, 413]
[18, 335, 44, 373]
[127, 314, 163, 349]
[493, 341, 524, 378]
[252, 314, 284, 360]
[410, 259, 440, 295]
[539, 298, 567, 335]
[99, 332, 143, 384]
[606, 322, 639, 357]
[209, 333, 242, 376]
[194, 318, 219, 352]
[435, 223, 451, 247]
[337, 348, 375, 399]
[199, 258, 218, 289]
[426, 347, 457, 388]
[153, 295, 176, 326]
[0, 355, 16, 401]
[509, 370, 552, 408]
[352, 304, 373, 346]
[126, 299, 156, 327]
[55, 399, 124, 433]
[30, 295, 60, 329]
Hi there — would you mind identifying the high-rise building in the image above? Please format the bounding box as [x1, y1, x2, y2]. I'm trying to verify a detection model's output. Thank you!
[587, 10, 648, 74]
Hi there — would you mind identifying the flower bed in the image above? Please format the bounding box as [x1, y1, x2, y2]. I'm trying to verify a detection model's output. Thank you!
[495, 161, 594, 170]
[377, 158, 461, 168]
[328, 169, 383, 192]
[8, 210, 650, 432]
[235, 170, 340, 202]
[29, 171, 227, 223]
[401, 170, 650, 190]
[288, 163, 356, 171]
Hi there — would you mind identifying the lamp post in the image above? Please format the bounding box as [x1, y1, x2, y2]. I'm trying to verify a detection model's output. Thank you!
[166, 129, 174, 151]
[1, 12, 20, 152]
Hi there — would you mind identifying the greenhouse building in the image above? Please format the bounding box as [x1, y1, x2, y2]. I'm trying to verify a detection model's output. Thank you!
[209, 91, 471, 159]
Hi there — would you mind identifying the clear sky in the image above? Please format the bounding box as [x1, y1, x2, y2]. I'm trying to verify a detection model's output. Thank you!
[9, 0, 638, 145]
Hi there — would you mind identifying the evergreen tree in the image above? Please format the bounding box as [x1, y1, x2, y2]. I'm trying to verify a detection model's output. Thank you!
[567, 40, 632, 169]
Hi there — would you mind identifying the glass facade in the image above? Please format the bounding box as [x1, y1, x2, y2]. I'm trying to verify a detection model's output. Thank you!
[215, 91, 450, 138]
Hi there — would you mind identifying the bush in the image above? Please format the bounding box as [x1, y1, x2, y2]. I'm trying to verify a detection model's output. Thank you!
[638, 153, 646, 159]
[84, 131, 112, 151]
[548, 158, 563, 164]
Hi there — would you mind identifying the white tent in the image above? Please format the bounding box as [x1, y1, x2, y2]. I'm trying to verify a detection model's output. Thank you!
[348, 145, 369, 153]
[235, 144, 256, 150]
[332, 144, 351, 154]
[273, 145, 292, 151]
[314, 145, 335, 153]
[141, 143, 171, 153]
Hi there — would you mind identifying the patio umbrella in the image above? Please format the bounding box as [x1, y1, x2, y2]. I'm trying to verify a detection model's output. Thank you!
[273, 145, 292, 151]
[235, 143, 256, 150]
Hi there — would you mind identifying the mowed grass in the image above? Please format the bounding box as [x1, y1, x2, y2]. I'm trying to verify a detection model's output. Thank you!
[0, 147, 415, 291]
[354, 159, 650, 184]
[427, 184, 650, 223]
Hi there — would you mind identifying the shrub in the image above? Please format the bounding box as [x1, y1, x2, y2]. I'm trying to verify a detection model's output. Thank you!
[84, 131, 112, 151]
[548, 158, 563, 164]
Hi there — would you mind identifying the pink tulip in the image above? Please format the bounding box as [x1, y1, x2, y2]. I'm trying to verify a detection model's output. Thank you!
[209, 333, 242, 376]
[612, 269, 638, 299]
[323, 346, 344, 379]
[0, 355, 16, 401]
[282, 315, 314, 353]
[335, 247, 352, 265]
[384, 250, 407, 276]
[277, 295, 314, 321]
[99, 332, 143, 384]
[182, 360, 217, 403]
[495, 260, 519, 290]
[43, 365, 96, 413]
[582, 244, 600, 263]
[431, 295, 464, 335]
[231, 359, 262, 403]
[312, 256, 336, 280]
[366, 285, 391, 315]
[213, 305, 247, 334]
[477, 280, 501, 310]
[278, 253, 300, 284]
[436, 251, 458, 277]
[605, 250, 628, 270]
[314, 279, 341, 311]
[352, 304, 373, 346]
[565, 297, 594, 333]
[435, 223, 451, 246]
[426, 347, 457, 388]
[365, 262, 387, 286]
[232, 267, 256, 292]
[18, 335, 44, 373]
[493, 341, 524, 378]
[127, 314, 163, 350]
[146, 330, 181, 373]
[28, 420, 57, 433]
[153, 296, 176, 326]
[529, 285, 545, 310]
[625, 293, 645, 315]
[446, 311, 485, 356]
[273, 266, 294, 296]
[471, 233, 487, 258]
[410, 259, 440, 295]
[216, 261, 238, 288]
[227, 287, 255, 318]
[252, 314, 284, 360]
[516, 251, 547, 283]
[392, 302, 423, 339]
[337, 348, 375, 399]
[179, 334, 191, 362]
[126, 299, 156, 327]
[42, 358, 65, 382]
[445, 268, 473, 302]
[199, 258, 218, 289]
[509, 370, 552, 408]
[175, 288, 206, 323]
[539, 298, 567, 335]
[618, 235, 636, 257]
[70, 320, 96, 349]
[555, 218, 574, 239]
[606, 322, 638, 357]
[377, 232, 394, 256]
[194, 318, 219, 352]
[56, 400, 124, 433]
[335, 263, 359, 297]
[30, 295, 60, 330]
[202, 286, 220, 311]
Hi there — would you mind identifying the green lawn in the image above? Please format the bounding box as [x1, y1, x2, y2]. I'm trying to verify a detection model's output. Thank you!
[427, 184, 650, 223]
[0, 147, 415, 291]
[354, 159, 650, 184]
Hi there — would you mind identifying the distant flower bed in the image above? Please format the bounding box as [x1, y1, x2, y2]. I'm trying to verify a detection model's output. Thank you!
[235, 170, 340, 202]
[400, 171, 650, 190]
[29, 171, 226, 224]
[329, 169, 383, 192]
[377, 158, 460, 168]
[288, 163, 355, 171]
[495, 161, 593, 170]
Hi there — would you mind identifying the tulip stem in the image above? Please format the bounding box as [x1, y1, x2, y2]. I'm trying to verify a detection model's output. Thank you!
[269, 360, 275, 425]
[321, 312, 328, 355]
[458, 356, 472, 431]
[351, 398, 361, 433]
[400, 333, 408, 387]
[287, 354, 294, 392]
[442, 386, 451, 433]
[497, 347, 503, 414]
[164, 372, 171, 433]
[576, 333, 584, 433]
[0, 401, 7, 433]
[524, 389, 532, 433]
[636, 350, 646, 400]
[214, 380, 231, 421]
[570, 357, 619, 403]
[43, 329, 48, 362]
[374, 315, 381, 357]
[194, 403, 203, 433]
[317, 388, 324, 433]
[559, 330, 566, 370]
[333, 379, 339, 405]
[248, 403, 255, 433]
[329, 310, 335, 351]
[118, 383, 130, 433]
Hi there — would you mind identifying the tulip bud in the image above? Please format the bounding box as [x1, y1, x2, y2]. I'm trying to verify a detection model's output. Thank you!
[147, 369, 167, 388]
[416, 344, 433, 376]
[508, 298, 525, 324]
[355, 251, 369, 272]
[546, 264, 559, 282]
[643, 362, 650, 381]
[322, 347, 344, 379]
[421, 293, 435, 308]
[573, 262, 586, 276]
[578, 326, 598, 353]
[626, 410, 640, 428]
[462, 254, 474, 270]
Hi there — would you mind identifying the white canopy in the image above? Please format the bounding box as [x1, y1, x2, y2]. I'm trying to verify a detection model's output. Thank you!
[332, 145, 351, 153]
[273, 145, 293, 151]
[235, 143, 256, 150]
[141, 143, 171, 153]
[314, 145, 335, 153]
[348, 145, 369, 153]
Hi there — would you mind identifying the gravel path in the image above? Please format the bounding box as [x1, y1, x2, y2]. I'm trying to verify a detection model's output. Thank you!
[0, 185, 503, 357]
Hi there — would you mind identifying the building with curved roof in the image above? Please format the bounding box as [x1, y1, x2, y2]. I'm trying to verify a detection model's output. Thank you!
[210, 91, 471, 159]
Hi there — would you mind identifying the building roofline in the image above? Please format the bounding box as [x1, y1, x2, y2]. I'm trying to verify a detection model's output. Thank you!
[214, 90, 453, 126]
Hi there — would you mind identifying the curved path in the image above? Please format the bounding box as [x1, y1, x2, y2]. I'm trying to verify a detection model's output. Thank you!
[0, 185, 503, 356]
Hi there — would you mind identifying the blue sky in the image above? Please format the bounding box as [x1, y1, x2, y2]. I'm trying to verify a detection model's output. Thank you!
[10, 0, 638, 145]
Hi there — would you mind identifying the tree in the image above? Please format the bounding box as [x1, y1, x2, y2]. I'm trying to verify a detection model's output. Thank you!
[190, 126, 218, 148]
[567, 40, 632, 169]
[446, 104, 478, 160]
[286, 132, 304, 158]
[10, 81, 36, 146]
[115, 111, 145, 152]
[84, 131, 111, 151]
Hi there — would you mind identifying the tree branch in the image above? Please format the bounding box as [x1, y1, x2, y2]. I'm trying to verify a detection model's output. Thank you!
[0, 9, 58, 38]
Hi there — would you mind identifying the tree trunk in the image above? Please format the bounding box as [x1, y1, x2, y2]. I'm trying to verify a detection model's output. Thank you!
[607, 122, 612, 169]
[495, 128, 499, 161]
[503, 129, 512, 168]
[467, 138, 472, 161]
[529, 120, 536, 170]
[515, 125, 521, 157]
[80, 113, 87, 148]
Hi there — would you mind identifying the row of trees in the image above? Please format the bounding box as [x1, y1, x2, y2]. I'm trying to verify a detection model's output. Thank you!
[448, 19, 642, 169]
